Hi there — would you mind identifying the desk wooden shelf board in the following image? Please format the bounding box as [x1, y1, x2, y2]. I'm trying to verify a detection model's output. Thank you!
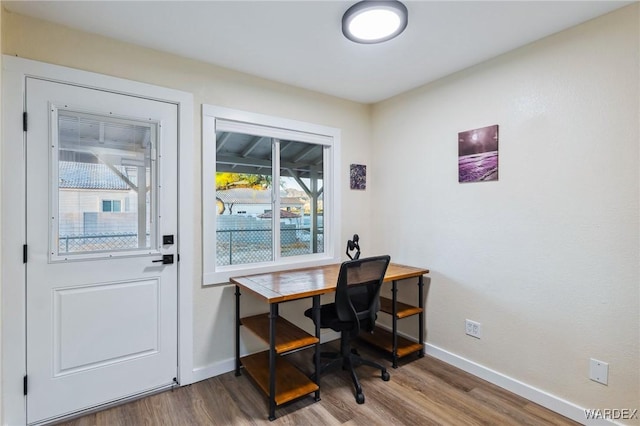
[359, 326, 423, 358]
[241, 351, 318, 406]
[379, 296, 423, 318]
[241, 313, 319, 354]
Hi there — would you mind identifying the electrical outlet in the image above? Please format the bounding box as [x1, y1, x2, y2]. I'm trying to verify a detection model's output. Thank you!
[589, 358, 609, 385]
[465, 319, 482, 339]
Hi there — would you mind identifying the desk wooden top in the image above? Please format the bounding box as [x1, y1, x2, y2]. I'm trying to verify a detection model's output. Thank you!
[230, 263, 429, 304]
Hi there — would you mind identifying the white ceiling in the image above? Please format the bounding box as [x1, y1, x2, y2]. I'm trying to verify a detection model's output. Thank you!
[4, 0, 634, 103]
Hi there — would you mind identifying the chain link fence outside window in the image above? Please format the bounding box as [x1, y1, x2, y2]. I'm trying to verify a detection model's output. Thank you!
[59, 228, 323, 262]
[216, 228, 324, 266]
[59, 233, 149, 253]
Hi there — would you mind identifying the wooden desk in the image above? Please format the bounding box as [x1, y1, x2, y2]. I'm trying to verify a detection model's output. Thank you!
[231, 262, 429, 420]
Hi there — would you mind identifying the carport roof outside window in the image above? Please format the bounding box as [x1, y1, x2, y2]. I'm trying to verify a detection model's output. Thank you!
[342, 1, 408, 44]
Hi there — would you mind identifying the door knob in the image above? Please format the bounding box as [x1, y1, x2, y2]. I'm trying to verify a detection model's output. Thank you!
[152, 254, 174, 264]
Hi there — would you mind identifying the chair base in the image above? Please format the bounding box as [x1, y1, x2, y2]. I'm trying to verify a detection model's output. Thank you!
[316, 335, 389, 404]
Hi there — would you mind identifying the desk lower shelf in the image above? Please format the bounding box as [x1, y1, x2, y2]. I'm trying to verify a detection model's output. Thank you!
[241, 313, 319, 354]
[359, 326, 423, 358]
[241, 351, 319, 406]
[379, 297, 423, 319]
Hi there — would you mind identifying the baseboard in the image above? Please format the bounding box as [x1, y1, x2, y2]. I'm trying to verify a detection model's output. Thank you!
[192, 358, 236, 383]
[425, 343, 618, 426]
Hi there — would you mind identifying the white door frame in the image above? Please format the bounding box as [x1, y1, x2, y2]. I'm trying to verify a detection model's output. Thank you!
[1, 56, 195, 425]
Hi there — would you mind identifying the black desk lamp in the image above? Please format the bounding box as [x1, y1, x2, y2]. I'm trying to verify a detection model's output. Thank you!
[346, 234, 361, 260]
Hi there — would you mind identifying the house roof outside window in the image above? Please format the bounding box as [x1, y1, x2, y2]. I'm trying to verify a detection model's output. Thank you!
[58, 161, 130, 190]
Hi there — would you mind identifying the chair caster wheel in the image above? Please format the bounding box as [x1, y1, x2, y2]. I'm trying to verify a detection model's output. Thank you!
[381, 371, 390, 381]
[356, 393, 365, 404]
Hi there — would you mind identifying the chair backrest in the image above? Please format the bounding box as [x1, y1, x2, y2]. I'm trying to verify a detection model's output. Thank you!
[335, 255, 391, 335]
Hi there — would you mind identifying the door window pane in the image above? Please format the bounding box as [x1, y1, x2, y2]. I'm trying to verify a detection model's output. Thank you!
[56, 110, 156, 255]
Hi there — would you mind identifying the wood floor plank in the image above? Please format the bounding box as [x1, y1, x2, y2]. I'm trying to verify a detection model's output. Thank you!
[401, 364, 524, 424]
[318, 370, 406, 426]
[196, 377, 253, 426]
[467, 387, 555, 426]
[55, 345, 580, 426]
[522, 400, 584, 426]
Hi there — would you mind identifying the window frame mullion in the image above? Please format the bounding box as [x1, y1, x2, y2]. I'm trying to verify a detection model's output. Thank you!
[272, 138, 281, 261]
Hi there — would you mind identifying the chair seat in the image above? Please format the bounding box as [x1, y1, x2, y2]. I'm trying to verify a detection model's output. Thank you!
[304, 304, 351, 332]
[304, 298, 374, 333]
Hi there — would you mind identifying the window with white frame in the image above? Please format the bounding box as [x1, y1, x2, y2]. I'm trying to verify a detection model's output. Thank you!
[202, 105, 341, 284]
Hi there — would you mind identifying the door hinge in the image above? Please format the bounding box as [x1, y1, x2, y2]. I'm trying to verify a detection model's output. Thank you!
[23, 375, 28, 396]
[23, 112, 28, 132]
[23, 244, 28, 264]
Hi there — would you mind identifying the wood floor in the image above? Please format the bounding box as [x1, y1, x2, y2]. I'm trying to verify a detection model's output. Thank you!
[58, 344, 580, 426]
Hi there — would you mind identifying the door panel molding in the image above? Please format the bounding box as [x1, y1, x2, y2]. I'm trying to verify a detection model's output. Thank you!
[54, 278, 161, 376]
[1, 56, 194, 425]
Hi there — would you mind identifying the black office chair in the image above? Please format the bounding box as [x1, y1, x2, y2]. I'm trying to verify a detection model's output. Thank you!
[304, 255, 391, 404]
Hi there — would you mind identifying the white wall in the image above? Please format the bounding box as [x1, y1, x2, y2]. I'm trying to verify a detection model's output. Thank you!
[1, 9, 373, 376]
[371, 4, 639, 419]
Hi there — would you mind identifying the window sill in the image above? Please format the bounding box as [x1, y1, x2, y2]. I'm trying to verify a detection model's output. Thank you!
[203, 254, 340, 285]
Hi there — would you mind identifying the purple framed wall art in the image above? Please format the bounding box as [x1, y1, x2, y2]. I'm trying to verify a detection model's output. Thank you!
[350, 164, 366, 190]
[458, 124, 499, 183]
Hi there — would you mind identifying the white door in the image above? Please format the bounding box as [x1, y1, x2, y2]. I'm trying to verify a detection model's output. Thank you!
[25, 78, 178, 424]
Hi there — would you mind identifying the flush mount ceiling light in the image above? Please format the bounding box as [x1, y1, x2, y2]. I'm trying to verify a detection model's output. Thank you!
[342, 0, 408, 44]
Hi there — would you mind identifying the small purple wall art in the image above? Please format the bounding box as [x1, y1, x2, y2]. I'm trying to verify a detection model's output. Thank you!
[458, 124, 499, 183]
[350, 164, 366, 190]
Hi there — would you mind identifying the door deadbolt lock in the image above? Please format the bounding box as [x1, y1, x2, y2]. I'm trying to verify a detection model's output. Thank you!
[163, 235, 174, 245]
[152, 254, 174, 265]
